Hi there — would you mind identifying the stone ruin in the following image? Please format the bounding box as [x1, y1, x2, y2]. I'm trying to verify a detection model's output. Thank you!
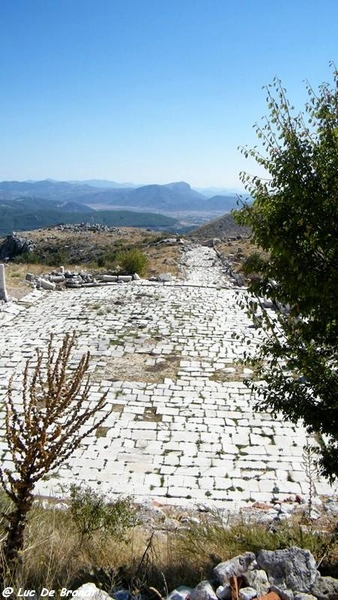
[0, 264, 8, 302]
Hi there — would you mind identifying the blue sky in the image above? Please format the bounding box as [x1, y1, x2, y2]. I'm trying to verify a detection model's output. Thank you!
[1, 0, 337, 189]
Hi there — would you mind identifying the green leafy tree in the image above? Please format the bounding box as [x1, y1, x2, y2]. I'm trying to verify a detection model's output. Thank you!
[234, 66, 338, 481]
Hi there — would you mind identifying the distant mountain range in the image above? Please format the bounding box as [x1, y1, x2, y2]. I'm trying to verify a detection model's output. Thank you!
[0, 179, 240, 211]
[0, 179, 242, 236]
[24, 179, 241, 196]
[68, 179, 137, 189]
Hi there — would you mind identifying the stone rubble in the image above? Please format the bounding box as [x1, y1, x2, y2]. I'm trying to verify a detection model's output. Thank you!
[53, 223, 120, 233]
[73, 548, 338, 600]
[26, 269, 136, 289]
[0, 243, 337, 508]
[0, 232, 35, 261]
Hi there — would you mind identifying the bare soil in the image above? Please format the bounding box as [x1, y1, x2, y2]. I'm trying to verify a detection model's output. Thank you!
[93, 353, 181, 385]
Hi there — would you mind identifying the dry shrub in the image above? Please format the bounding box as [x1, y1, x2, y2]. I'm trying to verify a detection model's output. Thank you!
[174, 510, 338, 578]
[0, 332, 109, 575]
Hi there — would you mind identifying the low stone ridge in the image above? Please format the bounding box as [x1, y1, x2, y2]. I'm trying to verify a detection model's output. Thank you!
[54, 223, 114, 232]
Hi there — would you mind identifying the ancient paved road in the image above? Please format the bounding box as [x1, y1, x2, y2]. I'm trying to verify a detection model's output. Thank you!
[0, 245, 335, 507]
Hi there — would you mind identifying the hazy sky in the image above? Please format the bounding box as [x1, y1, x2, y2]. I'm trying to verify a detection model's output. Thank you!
[1, 0, 337, 188]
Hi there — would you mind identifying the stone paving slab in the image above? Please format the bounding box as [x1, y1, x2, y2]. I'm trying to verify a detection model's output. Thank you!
[0, 245, 336, 508]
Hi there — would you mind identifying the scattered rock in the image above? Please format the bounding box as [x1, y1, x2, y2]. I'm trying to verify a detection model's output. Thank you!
[213, 552, 256, 584]
[157, 273, 174, 282]
[256, 547, 319, 593]
[167, 586, 193, 600]
[215, 585, 232, 600]
[189, 581, 218, 600]
[25, 272, 35, 282]
[243, 569, 270, 596]
[324, 499, 338, 517]
[0, 233, 35, 260]
[22, 267, 140, 291]
[54, 223, 116, 233]
[310, 576, 338, 600]
[161, 550, 334, 600]
[72, 583, 111, 600]
[294, 594, 318, 600]
[270, 586, 294, 600]
[156, 238, 178, 245]
[38, 278, 56, 291]
[238, 587, 257, 600]
[100, 275, 118, 282]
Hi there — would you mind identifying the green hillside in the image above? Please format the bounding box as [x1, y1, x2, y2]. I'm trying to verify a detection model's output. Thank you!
[0, 207, 177, 236]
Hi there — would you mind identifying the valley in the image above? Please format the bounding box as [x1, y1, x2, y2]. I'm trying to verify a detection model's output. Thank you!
[0, 179, 243, 235]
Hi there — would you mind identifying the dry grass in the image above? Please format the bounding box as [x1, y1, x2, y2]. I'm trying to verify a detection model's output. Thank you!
[144, 244, 181, 278]
[1, 496, 338, 597]
[3, 263, 56, 299]
[0, 497, 193, 596]
[175, 510, 335, 564]
[8, 227, 155, 247]
[217, 238, 258, 259]
[0, 493, 146, 593]
[1, 486, 338, 597]
[0, 510, 179, 593]
[216, 238, 270, 282]
[1, 229, 181, 299]
[216, 239, 260, 275]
